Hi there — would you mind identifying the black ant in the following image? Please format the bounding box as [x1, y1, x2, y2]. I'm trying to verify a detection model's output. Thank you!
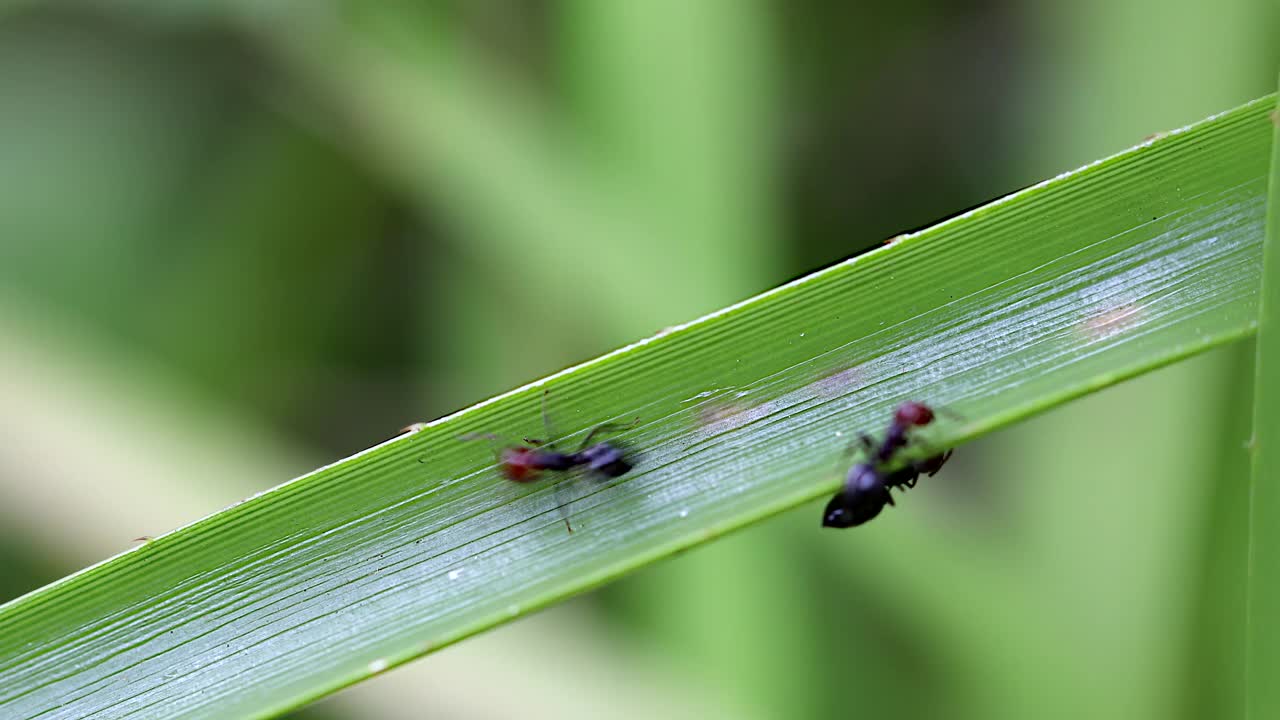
[822, 401, 955, 529]
[462, 391, 637, 531]
[466, 423, 634, 484]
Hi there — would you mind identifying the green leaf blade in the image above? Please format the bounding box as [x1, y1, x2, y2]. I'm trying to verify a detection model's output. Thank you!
[0, 95, 1274, 719]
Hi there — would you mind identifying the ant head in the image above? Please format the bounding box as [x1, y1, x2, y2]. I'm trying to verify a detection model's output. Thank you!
[499, 447, 543, 483]
[893, 401, 936, 428]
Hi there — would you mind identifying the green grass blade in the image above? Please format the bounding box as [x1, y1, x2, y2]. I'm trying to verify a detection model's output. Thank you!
[0, 96, 1273, 719]
[1247, 85, 1280, 720]
[1186, 342, 1252, 719]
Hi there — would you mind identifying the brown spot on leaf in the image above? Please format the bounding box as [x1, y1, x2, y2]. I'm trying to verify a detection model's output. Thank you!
[1079, 304, 1144, 341]
[812, 366, 866, 399]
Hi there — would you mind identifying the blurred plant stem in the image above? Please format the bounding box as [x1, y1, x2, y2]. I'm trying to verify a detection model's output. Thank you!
[1246, 85, 1280, 720]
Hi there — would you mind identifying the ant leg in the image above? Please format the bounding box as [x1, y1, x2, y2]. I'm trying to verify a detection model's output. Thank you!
[830, 439, 860, 488]
[832, 432, 881, 488]
[857, 433, 878, 455]
[574, 418, 641, 453]
[553, 476, 580, 534]
[523, 438, 547, 446]
[839, 438, 862, 462]
[926, 449, 954, 477]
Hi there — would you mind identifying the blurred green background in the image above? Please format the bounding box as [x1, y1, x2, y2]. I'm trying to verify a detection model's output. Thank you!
[0, 2, 1276, 719]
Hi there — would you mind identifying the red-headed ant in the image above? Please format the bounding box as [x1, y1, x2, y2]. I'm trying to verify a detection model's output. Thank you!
[466, 423, 634, 484]
[822, 401, 955, 529]
[462, 391, 637, 532]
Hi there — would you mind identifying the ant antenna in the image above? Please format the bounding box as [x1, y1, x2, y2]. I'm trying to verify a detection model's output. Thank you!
[933, 404, 965, 422]
[541, 389, 559, 450]
[459, 432, 507, 458]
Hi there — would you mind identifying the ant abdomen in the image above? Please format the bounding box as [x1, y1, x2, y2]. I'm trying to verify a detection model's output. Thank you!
[822, 464, 892, 528]
[576, 443, 632, 478]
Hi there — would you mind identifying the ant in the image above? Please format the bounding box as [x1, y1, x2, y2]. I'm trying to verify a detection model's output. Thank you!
[469, 424, 634, 484]
[822, 401, 955, 529]
[462, 391, 637, 531]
